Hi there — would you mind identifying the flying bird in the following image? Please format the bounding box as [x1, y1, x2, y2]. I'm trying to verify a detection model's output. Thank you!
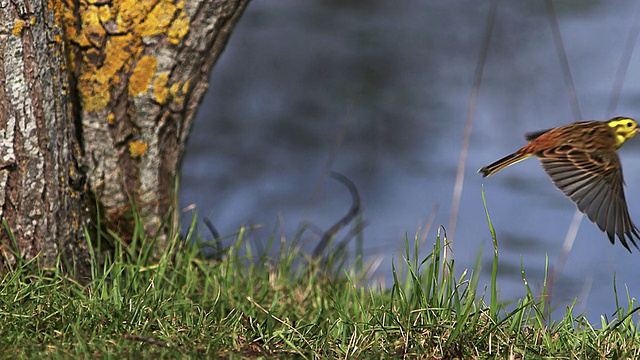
[479, 116, 640, 252]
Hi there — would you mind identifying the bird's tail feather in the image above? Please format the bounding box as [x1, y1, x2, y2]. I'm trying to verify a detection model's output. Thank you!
[479, 152, 531, 177]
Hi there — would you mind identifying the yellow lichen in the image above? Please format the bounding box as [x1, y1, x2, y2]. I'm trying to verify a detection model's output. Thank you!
[29, 16, 36, 26]
[54, 0, 193, 112]
[116, 0, 156, 30]
[67, 49, 76, 74]
[77, 71, 109, 112]
[129, 141, 148, 158]
[168, 11, 190, 44]
[169, 81, 184, 104]
[129, 56, 157, 96]
[169, 82, 181, 96]
[139, 2, 177, 37]
[57, 1, 79, 41]
[77, 34, 136, 111]
[103, 34, 138, 78]
[80, 6, 106, 47]
[182, 79, 190, 94]
[107, 113, 115, 125]
[97, 6, 112, 23]
[12, 20, 24, 36]
[153, 73, 169, 104]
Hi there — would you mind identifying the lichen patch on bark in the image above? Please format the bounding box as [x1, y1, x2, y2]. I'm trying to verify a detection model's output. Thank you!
[48, 0, 250, 248]
[168, 9, 190, 44]
[129, 56, 157, 96]
[54, 0, 192, 112]
[153, 73, 169, 104]
[12, 20, 25, 36]
[129, 140, 148, 158]
[139, 2, 178, 37]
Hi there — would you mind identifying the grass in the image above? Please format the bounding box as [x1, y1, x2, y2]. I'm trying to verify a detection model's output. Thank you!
[2, 201, 640, 358]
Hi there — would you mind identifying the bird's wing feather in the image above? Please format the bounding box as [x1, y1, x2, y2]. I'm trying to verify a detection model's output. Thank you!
[525, 128, 553, 141]
[538, 145, 640, 251]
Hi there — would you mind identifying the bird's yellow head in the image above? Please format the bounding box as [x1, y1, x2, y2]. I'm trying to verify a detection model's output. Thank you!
[607, 116, 638, 148]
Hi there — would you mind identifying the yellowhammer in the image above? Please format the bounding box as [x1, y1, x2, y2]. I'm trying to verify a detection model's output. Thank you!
[479, 116, 640, 251]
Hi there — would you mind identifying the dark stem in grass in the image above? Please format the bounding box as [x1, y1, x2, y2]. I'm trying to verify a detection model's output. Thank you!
[203, 217, 224, 259]
[312, 172, 361, 259]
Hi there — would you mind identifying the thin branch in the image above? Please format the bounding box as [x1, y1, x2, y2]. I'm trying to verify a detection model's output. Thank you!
[546, 0, 582, 120]
[607, 4, 640, 117]
[544, 0, 586, 301]
[448, 0, 498, 249]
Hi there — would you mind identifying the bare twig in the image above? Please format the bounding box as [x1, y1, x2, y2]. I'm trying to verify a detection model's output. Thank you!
[545, 0, 584, 303]
[448, 0, 498, 252]
[546, 0, 582, 120]
[607, 4, 640, 117]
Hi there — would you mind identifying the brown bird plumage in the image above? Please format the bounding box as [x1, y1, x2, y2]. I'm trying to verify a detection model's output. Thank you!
[479, 117, 640, 252]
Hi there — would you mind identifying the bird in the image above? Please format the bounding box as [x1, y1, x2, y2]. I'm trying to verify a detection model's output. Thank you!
[479, 116, 640, 252]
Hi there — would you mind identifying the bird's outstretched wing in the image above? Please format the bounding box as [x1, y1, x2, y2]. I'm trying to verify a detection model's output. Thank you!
[538, 145, 640, 252]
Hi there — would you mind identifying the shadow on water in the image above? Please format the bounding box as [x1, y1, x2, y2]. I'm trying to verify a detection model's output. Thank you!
[180, 1, 640, 322]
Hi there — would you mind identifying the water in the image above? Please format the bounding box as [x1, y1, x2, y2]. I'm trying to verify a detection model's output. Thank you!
[180, 1, 640, 321]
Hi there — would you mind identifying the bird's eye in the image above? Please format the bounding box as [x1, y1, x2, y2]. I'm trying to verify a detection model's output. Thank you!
[627, 122, 633, 127]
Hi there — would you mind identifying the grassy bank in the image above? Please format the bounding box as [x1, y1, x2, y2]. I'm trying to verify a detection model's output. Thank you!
[1, 213, 640, 358]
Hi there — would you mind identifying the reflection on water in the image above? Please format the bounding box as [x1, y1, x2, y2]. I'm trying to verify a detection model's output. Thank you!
[180, 1, 640, 321]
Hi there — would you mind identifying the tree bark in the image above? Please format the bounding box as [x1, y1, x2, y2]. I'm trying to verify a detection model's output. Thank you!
[0, 0, 250, 274]
[0, 0, 89, 275]
[60, 0, 250, 246]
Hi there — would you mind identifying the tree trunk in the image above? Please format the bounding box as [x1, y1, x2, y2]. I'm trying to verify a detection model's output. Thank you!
[0, 0, 90, 275]
[0, 0, 250, 274]
[62, 0, 250, 246]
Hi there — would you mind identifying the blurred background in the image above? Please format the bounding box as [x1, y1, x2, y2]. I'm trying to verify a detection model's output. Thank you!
[180, 1, 640, 321]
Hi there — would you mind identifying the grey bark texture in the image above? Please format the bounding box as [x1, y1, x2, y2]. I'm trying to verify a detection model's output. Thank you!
[0, 0, 89, 275]
[0, 0, 250, 274]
